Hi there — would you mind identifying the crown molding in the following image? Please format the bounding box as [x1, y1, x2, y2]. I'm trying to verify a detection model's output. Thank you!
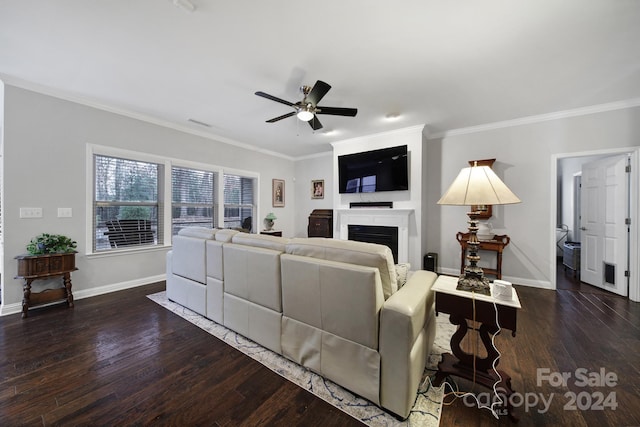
[330, 124, 427, 149]
[431, 98, 640, 139]
[0, 74, 295, 161]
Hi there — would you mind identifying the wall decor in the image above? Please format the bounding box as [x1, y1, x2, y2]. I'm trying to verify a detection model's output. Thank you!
[312, 179, 324, 199]
[272, 179, 285, 207]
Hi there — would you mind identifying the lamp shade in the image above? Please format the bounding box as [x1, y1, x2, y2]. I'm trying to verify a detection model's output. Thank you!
[437, 165, 521, 206]
[265, 212, 277, 220]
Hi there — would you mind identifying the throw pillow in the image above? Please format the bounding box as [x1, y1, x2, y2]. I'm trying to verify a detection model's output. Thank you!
[395, 263, 411, 288]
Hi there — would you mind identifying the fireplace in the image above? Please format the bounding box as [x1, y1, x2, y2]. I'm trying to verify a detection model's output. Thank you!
[337, 208, 413, 264]
[348, 225, 399, 263]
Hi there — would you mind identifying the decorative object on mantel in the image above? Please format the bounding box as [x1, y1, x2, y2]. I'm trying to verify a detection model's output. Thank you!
[263, 212, 277, 231]
[438, 161, 520, 295]
[26, 233, 77, 255]
[468, 158, 496, 219]
[311, 179, 324, 199]
[272, 179, 285, 207]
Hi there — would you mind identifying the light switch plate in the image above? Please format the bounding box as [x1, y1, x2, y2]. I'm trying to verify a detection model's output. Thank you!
[19, 207, 43, 218]
[58, 208, 73, 218]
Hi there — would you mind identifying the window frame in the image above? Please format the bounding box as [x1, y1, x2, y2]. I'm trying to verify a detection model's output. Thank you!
[86, 144, 260, 257]
[223, 173, 256, 231]
[171, 165, 218, 235]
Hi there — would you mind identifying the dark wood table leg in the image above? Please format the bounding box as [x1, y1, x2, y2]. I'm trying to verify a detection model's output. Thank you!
[22, 279, 33, 318]
[434, 314, 519, 421]
[63, 272, 74, 308]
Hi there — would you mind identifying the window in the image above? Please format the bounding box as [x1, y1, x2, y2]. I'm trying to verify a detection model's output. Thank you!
[223, 174, 255, 232]
[171, 166, 217, 235]
[94, 154, 163, 251]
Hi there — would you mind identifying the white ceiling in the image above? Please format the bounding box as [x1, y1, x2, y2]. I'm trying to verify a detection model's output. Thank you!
[2, 1, 640, 158]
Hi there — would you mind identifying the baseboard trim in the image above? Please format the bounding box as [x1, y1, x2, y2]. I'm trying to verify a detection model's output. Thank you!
[0, 274, 166, 317]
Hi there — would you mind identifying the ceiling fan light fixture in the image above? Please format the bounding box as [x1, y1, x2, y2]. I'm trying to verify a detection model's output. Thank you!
[297, 108, 314, 122]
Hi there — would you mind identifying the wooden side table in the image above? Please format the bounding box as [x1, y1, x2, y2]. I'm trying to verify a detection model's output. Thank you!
[15, 252, 77, 318]
[432, 275, 521, 421]
[456, 232, 510, 279]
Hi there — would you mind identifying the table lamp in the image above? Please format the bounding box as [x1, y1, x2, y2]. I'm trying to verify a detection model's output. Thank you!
[264, 212, 277, 231]
[438, 162, 521, 295]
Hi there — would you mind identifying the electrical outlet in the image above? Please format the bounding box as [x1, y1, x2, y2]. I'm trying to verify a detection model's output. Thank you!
[20, 207, 43, 218]
[58, 208, 73, 218]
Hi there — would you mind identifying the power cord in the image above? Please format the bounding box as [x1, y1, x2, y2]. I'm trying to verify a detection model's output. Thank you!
[422, 290, 505, 419]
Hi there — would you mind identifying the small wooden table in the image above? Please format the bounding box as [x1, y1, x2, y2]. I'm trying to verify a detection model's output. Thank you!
[456, 232, 510, 279]
[15, 252, 77, 318]
[432, 275, 521, 421]
[260, 230, 282, 237]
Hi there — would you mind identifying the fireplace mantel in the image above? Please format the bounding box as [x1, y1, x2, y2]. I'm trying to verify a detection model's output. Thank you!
[336, 209, 413, 263]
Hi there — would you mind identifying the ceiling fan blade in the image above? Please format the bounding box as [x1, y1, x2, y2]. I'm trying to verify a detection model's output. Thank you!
[316, 106, 358, 117]
[266, 111, 296, 123]
[255, 91, 295, 107]
[306, 80, 331, 106]
[308, 115, 323, 130]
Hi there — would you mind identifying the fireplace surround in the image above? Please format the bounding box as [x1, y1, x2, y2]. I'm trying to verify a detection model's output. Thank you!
[337, 208, 413, 264]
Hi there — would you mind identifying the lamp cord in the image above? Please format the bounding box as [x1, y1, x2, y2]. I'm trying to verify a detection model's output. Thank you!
[425, 291, 505, 420]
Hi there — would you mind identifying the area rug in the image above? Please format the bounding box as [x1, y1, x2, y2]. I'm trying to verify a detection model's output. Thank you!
[148, 291, 455, 427]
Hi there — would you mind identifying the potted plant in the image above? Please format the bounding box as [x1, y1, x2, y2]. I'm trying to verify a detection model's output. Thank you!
[26, 233, 77, 255]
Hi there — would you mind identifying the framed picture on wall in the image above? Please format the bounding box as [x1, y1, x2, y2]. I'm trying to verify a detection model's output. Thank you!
[272, 179, 285, 207]
[311, 179, 324, 199]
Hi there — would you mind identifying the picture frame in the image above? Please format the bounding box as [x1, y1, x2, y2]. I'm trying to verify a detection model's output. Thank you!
[311, 179, 324, 199]
[272, 179, 285, 207]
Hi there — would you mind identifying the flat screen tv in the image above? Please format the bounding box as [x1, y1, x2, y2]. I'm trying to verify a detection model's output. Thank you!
[338, 145, 409, 193]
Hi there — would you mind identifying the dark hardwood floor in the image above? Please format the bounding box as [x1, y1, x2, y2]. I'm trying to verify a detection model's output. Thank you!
[0, 283, 362, 426]
[439, 260, 640, 426]
[1, 266, 638, 426]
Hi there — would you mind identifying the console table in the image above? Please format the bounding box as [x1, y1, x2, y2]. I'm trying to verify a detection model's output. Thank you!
[432, 275, 521, 421]
[456, 232, 510, 279]
[15, 252, 77, 318]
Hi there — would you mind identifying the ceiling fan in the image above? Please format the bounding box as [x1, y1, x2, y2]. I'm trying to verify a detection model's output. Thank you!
[255, 80, 358, 131]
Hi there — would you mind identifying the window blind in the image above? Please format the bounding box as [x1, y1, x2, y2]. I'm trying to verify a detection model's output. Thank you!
[171, 166, 217, 235]
[94, 155, 162, 251]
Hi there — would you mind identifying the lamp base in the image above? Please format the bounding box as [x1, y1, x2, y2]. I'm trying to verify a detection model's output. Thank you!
[456, 273, 491, 295]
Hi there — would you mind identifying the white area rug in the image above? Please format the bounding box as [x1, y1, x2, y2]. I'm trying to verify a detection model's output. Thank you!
[148, 291, 455, 427]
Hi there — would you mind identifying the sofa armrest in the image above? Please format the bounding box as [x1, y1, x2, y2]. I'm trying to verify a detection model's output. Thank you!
[379, 270, 437, 418]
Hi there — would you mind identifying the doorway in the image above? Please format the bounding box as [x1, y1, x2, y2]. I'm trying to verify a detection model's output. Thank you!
[552, 147, 639, 301]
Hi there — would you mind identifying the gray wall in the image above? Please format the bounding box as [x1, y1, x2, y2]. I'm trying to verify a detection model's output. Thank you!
[425, 105, 640, 289]
[293, 153, 334, 238]
[1, 86, 296, 312]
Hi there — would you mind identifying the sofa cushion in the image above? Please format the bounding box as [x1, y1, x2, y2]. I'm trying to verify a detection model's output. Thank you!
[215, 229, 239, 242]
[177, 226, 218, 239]
[172, 235, 208, 284]
[231, 232, 288, 252]
[286, 238, 398, 299]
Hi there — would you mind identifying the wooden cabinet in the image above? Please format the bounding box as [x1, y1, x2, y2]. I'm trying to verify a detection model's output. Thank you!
[308, 209, 333, 238]
[15, 252, 77, 318]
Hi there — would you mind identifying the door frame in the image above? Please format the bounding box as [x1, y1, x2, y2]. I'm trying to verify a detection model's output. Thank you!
[550, 146, 639, 302]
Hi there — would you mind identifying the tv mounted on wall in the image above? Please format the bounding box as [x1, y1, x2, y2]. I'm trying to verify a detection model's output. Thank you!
[338, 145, 409, 193]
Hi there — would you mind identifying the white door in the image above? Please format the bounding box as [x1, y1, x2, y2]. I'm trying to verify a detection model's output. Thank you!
[580, 155, 629, 296]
